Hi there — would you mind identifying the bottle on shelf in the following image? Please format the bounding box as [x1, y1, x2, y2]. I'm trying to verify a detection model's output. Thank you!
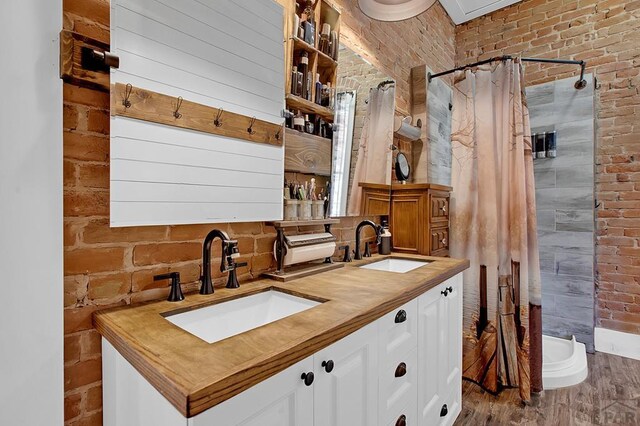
[284, 109, 293, 129]
[306, 72, 313, 101]
[327, 82, 335, 110]
[301, 0, 316, 46]
[304, 114, 314, 134]
[319, 23, 331, 55]
[330, 30, 338, 60]
[296, 71, 304, 97]
[291, 65, 299, 96]
[293, 110, 305, 132]
[299, 51, 309, 99]
[314, 73, 322, 105]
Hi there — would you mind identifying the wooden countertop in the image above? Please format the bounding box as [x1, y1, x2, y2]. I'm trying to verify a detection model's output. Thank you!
[94, 253, 469, 417]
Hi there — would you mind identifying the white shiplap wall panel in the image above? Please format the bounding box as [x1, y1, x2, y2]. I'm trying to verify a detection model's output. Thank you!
[110, 0, 285, 227]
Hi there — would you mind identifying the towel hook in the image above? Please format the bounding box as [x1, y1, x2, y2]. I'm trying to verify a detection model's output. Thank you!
[275, 129, 281, 141]
[214, 108, 224, 127]
[173, 96, 183, 119]
[123, 83, 133, 109]
[247, 116, 256, 135]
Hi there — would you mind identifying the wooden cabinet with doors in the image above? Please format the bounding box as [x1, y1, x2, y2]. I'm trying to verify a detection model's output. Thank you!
[389, 183, 452, 256]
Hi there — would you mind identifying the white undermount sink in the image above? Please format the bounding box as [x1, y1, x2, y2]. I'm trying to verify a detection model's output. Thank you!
[165, 290, 321, 344]
[359, 258, 432, 273]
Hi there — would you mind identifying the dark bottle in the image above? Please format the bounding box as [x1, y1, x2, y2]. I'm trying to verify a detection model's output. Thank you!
[299, 51, 309, 99]
[296, 71, 304, 97]
[304, 114, 314, 134]
[531, 133, 537, 159]
[291, 65, 298, 96]
[315, 73, 323, 104]
[302, 0, 315, 46]
[546, 131, 557, 158]
[535, 132, 546, 159]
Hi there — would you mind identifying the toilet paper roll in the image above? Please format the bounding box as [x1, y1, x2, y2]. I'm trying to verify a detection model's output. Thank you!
[394, 116, 421, 140]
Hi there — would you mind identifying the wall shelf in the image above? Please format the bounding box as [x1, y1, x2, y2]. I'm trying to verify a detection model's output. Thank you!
[286, 94, 334, 122]
[284, 128, 332, 176]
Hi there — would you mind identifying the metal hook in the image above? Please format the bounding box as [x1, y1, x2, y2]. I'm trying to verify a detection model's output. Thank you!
[275, 129, 281, 141]
[173, 96, 183, 119]
[247, 116, 256, 135]
[214, 108, 224, 127]
[123, 83, 132, 108]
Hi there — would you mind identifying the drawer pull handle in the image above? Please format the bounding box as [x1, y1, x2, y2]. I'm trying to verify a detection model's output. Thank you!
[395, 362, 407, 378]
[440, 404, 448, 417]
[301, 372, 314, 386]
[441, 289, 449, 297]
[441, 205, 447, 213]
[447, 286, 453, 293]
[441, 238, 447, 245]
[395, 309, 407, 323]
[321, 360, 334, 373]
[395, 414, 407, 426]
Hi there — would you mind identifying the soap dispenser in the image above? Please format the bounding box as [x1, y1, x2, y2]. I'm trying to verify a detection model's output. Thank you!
[379, 218, 392, 255]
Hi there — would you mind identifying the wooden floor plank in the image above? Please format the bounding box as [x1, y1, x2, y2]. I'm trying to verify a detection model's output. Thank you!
[456, 352, 640, 425]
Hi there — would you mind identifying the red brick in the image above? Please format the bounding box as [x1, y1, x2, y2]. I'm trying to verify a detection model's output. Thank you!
[64, 392, 82, 421]
[133, 242, 201, 266]
[65, 247, 127, 275]
[87, 272, 131, 301]
[64, 358, 102, 391]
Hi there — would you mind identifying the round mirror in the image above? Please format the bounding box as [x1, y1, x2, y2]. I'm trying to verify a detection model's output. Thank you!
[395, 152, 410, 182]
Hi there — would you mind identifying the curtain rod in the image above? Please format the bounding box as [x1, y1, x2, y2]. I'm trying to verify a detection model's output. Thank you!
[428, 56, 587, 90]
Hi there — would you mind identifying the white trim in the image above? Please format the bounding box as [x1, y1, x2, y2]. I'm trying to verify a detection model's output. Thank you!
[594, 327, 640, 361]
[438, 0, 522, 24]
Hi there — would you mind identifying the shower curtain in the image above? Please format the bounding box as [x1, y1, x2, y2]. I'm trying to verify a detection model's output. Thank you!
[347, 85, 395, 216]
[450, 59, 542, 401]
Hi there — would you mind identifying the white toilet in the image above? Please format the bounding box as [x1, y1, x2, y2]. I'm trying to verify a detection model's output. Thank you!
[542, 335, 589, 390]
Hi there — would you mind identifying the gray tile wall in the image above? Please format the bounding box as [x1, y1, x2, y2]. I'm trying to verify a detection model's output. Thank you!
[526, 74, 596, 352]
[427, 76, 453, 186]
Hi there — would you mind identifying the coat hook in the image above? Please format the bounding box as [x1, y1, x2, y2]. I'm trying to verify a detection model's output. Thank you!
[247, 116, 256, 135]
[123, 83, 132, 108]
[173, 96, 183, 119]
[214, 108, 224, 127]
[275, 129, 281, 141]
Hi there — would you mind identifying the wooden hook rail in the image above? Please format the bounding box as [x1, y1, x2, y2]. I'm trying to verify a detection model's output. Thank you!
[111, 83, 284, 147]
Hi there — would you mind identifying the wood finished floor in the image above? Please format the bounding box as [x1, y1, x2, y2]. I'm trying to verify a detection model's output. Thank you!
[455, 352, 640, 425]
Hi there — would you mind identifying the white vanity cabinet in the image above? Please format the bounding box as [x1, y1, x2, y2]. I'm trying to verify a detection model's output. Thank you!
[418, 274, 463, 426]
[102, 273, 463, 426]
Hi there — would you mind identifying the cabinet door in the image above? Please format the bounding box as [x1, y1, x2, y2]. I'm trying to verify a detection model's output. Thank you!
[440, 275, 463, 425]
[189, 357, 314, 426]
[314, 322, 379, 426]
[417, 284, 446, 425]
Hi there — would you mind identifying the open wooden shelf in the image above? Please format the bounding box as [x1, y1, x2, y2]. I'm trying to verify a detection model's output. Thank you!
[292, 37, 337, 69]
[286, 94, 334, 122]
[284, 128, 332, 176]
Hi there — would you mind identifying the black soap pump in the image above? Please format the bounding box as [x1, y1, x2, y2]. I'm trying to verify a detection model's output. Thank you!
[154, 272, 184, 302]
[379, 218, 392, 255]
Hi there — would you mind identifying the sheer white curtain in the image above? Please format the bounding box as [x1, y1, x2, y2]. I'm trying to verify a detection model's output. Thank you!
[347, 85, 395, 216]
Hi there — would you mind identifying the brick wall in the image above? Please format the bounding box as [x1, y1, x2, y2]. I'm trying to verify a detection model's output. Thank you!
[61, 1, 455, 424]
[456, 0, 640, 335]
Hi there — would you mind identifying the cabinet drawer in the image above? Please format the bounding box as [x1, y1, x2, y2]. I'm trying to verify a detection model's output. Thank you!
[380, 348, 418, 426]
[378, 299, 418, 364]
[385, 395, 418, 426]
[430, 227, 449, 256]
[430, 195, 449, 223]
[437, 386, 462, 426]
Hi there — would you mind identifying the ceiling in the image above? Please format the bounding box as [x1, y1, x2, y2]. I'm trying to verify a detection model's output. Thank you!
[438, 0, 522, 24]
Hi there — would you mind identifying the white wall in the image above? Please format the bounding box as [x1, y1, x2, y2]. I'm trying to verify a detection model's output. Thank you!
[0, 1, 63, 425]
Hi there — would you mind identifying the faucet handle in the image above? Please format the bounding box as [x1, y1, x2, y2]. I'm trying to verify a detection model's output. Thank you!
[154, 272, 184, 302]
[339, 245, 352, 262]
[363, 242, 373, 258]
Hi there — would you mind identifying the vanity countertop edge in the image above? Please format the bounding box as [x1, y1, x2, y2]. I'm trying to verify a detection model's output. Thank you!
[93, 253, 470, 417]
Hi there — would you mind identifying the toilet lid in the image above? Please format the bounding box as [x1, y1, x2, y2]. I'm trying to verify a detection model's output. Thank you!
[358, 0, 438, 21]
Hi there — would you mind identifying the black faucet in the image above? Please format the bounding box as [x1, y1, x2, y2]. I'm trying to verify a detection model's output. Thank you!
[200, 229, 244, 294]
[354, 220, 383, 260]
